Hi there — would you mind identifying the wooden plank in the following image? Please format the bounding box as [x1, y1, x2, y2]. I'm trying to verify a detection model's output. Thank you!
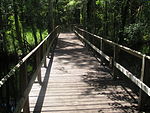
[23, 97, 30, 113]
[0, 26, 60, 88]
[14, 29, 59, 113]
[74, 30, 110, 62]
[20, 62, 30, 113]
[114, 62, 150, 96]
[74, 26, 150, 96]
[113, 45, 120, 80]
[36, 49, 42, 84]
[138, 56, 150, 110]
[43, 43, 47, 67]
[30, 33, 138, 113]
[74, 26, 144, 59]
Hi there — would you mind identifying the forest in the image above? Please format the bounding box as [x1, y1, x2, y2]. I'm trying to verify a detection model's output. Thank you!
[0, 0, 150, 78]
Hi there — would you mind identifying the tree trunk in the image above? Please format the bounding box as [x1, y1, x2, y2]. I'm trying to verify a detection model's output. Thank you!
[31, 23, 38, 46]
[82, 1, 87, 29]
[48, 0, 54, 33]
[13, 0, 25, 55]
[74, 9, 80, 24]
[104, 1, 108, 37]
[11, 31, 17, 54]
[118, 0, 130, 44]
[0, 1, 7, 53]
[87, 0, 96, 33]
[39, 29, 43, 42]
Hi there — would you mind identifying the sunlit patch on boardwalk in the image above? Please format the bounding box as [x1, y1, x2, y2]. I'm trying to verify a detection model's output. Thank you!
[29, 33, 138, 113]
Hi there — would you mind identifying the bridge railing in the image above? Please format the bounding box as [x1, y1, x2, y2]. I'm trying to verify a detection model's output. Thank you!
[74, 26, 150, 111]
[0, 26, 60, 113]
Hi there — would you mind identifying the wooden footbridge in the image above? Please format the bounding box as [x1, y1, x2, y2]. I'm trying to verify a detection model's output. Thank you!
[1, 26, 150, 113]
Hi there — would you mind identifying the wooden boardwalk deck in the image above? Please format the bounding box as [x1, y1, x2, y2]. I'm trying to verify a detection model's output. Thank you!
[29, 33, 138, 113]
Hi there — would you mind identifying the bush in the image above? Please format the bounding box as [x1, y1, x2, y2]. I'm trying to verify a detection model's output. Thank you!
[124, 23, 144, 46]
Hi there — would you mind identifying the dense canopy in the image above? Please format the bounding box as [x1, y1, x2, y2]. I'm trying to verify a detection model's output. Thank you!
[0, 0, 150, 79]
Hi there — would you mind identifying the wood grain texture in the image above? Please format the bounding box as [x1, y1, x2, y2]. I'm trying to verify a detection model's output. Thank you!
[29, 33, 138, 113]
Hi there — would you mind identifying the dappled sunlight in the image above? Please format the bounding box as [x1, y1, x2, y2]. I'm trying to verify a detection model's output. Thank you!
[29, 33, 139, 113]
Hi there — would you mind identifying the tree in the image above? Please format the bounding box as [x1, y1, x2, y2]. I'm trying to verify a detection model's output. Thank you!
[87, 0, 96, 33]
[48, 0, 54, 33]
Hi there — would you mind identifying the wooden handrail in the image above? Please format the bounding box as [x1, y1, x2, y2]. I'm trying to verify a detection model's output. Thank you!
[0, 26, 60, 113]
[0, 26, 60, 88]
[75, 27, 145, 59]
[74, 26, 150, 110]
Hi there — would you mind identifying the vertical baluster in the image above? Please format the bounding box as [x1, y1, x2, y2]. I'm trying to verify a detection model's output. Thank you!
[20, 62, 30, 113]
[43, 42, 47, 67]
[100, 38, 104, 63]
[36, 49, 41, 84]
[47, 36, 51, 59]
[113, 45, 119, 80]
[138, 56, 150, 111]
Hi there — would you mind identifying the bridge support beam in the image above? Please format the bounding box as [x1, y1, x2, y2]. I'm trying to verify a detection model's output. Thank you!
[138, 56, 150, 111]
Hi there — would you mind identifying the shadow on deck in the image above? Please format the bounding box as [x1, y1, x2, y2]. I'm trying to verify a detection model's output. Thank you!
[29, 33, 138, 113]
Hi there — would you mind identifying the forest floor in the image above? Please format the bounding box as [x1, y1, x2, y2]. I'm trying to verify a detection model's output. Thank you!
[29, 33, 138, 113]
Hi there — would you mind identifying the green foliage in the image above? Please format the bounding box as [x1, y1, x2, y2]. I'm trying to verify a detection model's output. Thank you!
[124, 23, 144, 45]
[25, 30, 35, 45]
[141, 45, 150, 55]
[0, 0, 150, 55]
[41, 30, 48, 38]
[56, 0, 82, 26]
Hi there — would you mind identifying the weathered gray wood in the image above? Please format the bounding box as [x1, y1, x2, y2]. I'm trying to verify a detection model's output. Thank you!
[13, 27, 60, 113]
[43, 43, 47, 67]
[74, 26, 143, 59]
[14, 61, 43, 113]
[74, 30, 110, 62]
[138, 56, 150, 111]
[74, 26, 150, 102]
[30, 33, 138, 113]
[114, 62, 150, 96]
[0, 26, 59, 88]
[36, 49, 41, 84]
[23, 97, 30, 113]
[113, 45, 119, 80]
[100, 38, 105, 63]
[20, 62, 30, 113]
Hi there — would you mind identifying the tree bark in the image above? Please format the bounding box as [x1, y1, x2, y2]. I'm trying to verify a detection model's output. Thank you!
[87, 0, 96, 33]
[48, 0, 54, 33]
[82, 1, 87, 29]
[39, 29, 43, 42]
[31, 23, 38, 46]
[13, 0, 25, 55]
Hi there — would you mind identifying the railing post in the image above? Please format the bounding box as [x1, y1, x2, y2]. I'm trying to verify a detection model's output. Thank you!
[23, 98, 30, 113]
[47, 37, 51, 59]
[100, 39, 104, 63]
[20, 62, 30, 113]
[36, 49, 41, 84]
[43, 43, 47, 67]
[113, 45, 119, 80]
[138, 56, 150, 111]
